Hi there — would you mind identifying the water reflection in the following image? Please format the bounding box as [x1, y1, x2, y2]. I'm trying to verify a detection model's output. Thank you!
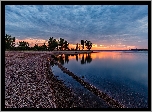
[81, 53, 92, 64]
[51, 51, 148, 108]
[53, 53, 92, 65]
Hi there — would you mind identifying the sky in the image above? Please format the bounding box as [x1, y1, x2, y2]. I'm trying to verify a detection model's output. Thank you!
[5, 5, 148, 50]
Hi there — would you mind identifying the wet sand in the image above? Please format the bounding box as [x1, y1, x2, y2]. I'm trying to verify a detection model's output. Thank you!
[5, 51, 82, 108]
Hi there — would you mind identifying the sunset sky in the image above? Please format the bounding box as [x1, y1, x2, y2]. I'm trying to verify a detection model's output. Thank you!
[5, 5, 148, 50]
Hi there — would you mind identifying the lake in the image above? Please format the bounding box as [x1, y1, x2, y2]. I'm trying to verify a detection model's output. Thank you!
[51, 51, 148, 108]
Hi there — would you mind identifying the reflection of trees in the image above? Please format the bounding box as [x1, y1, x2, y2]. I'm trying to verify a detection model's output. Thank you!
[81, 53, 92, 64]
[50, 55, 58, 66]
[71, 54, 74, 56]
[57, 54, 70, 65]
[76, 54, 78, 61]
[59, 54, 64, 65]
[65, 54, 69, 64]
[81, 54, 85, 64]
[51, 53, 92, 65]
[85, 53, 92, 63]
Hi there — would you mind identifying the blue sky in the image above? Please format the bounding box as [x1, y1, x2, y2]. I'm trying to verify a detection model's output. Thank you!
[5, 5, 148, 49]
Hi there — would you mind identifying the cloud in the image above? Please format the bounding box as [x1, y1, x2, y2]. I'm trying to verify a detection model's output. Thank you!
[5, 5, 148, 48]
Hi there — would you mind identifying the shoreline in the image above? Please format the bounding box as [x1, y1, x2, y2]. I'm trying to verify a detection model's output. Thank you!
[5, 50, 147, 56]
[5, 50, 94, 56]
[52, 50, 93, 55]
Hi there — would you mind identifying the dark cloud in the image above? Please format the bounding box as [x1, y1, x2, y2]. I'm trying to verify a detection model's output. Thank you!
[5, 5, 148, 48]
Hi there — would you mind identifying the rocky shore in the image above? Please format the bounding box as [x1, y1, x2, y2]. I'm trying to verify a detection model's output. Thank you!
[5, 51, 83, 108]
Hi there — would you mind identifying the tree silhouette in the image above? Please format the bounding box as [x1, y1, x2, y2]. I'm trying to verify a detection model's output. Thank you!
[5, 34, 15, 50]
[33, 44, 39, 51]
[58, 38, 64, 50]
[85, 40, 92, 50]
[48, 37, 58, 51]
[78, 44, 81, 50]
[81, 40, 85, 50]
[63, 40, 70, 50]
[48, 37, 53, 51]
[41, 43, 47, 51]
[5, 34, 93, 51]
[18, 41, 29, 50]
[71, 48, 75, 51]
[76, 43, 79, 51]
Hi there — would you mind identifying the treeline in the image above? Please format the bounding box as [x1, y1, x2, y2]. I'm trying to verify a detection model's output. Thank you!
[5, 34, 92, 51]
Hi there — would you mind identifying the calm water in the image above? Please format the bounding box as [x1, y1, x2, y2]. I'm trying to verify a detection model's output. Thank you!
[51, 51, 148, 108]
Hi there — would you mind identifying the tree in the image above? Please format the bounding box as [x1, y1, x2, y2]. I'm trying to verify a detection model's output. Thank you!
[33, 44, 39, 51]
[48, 37, 58, 51]
[57, 38, 70, 51]
[48, 37, 53, 51]
[63, 40, 70, 50]
[75, 43, 80, 51]
[71, 48, 75, 51]
[53, 39, 58, 50]
[85, 40, 92, 50]
[5, 34, 15, 50]
[81, 40, 85, 50]
[32, 43, 47, 51]
[18, 41, 29, 50]
[41, 43, 47, 51]
[78, 44, 81, 50]
[76, 43, 79, 51]
[58, 38, 64, 50]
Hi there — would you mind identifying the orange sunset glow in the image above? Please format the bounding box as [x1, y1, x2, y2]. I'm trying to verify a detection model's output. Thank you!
[15, 38, 136, 50]
[6, 5, 148, 51]
[61, 52, 136, 61]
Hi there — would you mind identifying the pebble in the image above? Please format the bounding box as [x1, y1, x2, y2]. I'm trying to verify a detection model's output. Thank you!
[5, 51, 65, 108]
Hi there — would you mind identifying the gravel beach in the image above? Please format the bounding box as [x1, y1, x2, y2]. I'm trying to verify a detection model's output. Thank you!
[5, 51, 83, 108]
